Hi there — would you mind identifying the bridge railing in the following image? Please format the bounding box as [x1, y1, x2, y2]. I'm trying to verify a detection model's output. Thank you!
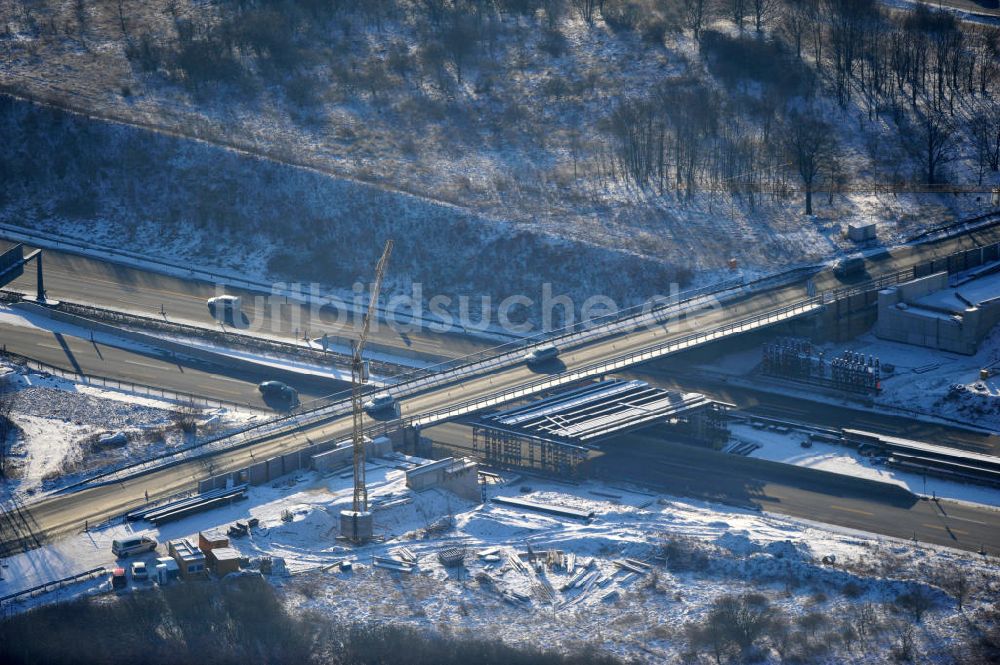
[52, 260, 925, 489]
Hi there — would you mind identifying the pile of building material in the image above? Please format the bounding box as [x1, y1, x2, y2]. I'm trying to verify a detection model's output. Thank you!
[392, 547, 418, 566]
[437, 547, 466, 567]
[128, 485, 248, 525]
[372, 554, 415, 573]
[492, 496, 594, 520]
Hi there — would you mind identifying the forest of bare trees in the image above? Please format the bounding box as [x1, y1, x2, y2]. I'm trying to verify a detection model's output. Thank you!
[3, 0, 998, 238]
[0, 374, 16, 478]
[601, 0, 999, 211]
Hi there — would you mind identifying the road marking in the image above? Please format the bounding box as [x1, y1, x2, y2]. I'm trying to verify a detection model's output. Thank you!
[946, 515, 988, 526]
[829, 504, 874, 517]
[922, 523, 970, 536]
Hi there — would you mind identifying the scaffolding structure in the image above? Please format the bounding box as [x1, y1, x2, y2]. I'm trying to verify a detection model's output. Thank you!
[471, 424, 589, 477]
[470, 379, 731, 475]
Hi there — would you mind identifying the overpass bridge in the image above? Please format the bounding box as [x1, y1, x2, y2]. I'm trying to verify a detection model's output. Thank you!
[3, 216, 1000, 552]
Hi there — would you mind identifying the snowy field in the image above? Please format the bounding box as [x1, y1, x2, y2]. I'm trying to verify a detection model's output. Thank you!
[696, 325, 1000, 432]
[1, 455, 998, 662]
[0, 360, 256, 500]
[728, 422, 1000, 509]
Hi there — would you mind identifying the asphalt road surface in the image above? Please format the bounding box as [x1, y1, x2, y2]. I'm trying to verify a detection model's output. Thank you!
[0, 318, 343, 410]
[426, 421, 1000, 555]
[631, 366, 1000, 456]
[4, 219, 1000, 367]
[3, 222, 1000, 555]
[0, 239, 493, 364]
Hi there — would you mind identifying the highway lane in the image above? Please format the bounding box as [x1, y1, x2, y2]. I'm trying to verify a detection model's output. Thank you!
[425, 421, 1000, 554]
[0, 239, 492, 363]
[4, 221, 1000, 553]
[630, 366, 1000, 455]
[0, 320, 341, 410]
[3, 219, 1000, 368]
[0, 280, 810, 553]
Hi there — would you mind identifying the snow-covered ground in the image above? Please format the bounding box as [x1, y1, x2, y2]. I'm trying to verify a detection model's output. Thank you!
[0, 360, 256, 500]
[696, 325, 1000, 432]
[729, 422, 1000, 508]
[1, 455, 997, 662]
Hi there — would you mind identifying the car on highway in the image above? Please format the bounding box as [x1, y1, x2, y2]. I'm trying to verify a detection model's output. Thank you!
[112, 536, 157, 559]
[833, 255, 865, 279]
[525, 344, 559, 366]
[258, 380, 298, 403]
[363, 392, 396, 414]
[129, 560, 149, 581]
[207, 295, 242, 320]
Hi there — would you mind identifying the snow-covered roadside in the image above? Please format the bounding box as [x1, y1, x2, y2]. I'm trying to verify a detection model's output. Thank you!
[729, 422, 1000, 509]
[0, 360, 257, 500]
[694, 326, 1000, 433]
[0, 222, 526, 343]
[1, 457, 996, 663]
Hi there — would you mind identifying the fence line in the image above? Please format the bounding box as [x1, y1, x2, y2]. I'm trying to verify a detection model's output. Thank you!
[0, 566, 108, 611]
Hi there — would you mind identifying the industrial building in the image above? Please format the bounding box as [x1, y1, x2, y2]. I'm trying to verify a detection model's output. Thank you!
[876, 270, 1000, 355]
[207, 547, 242, 576]
[405, 457, 481, 501]
[167, 539, 207, 579]
[472, 379, 730, 475]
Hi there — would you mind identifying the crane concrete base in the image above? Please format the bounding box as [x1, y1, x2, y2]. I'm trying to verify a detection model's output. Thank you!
[340, 510, 373, 543]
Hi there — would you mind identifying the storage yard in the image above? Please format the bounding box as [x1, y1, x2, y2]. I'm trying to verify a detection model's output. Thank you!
[3, 443, 999, 662]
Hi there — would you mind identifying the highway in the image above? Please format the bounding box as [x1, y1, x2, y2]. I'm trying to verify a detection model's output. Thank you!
[4, 218, 1000, 367]
[426, 422, 1000, 554]
[0, 239, 492, 364]
[630, 366, 1000, 456]
[0, 316, 342, 410]
[3, 220, 1000, 556]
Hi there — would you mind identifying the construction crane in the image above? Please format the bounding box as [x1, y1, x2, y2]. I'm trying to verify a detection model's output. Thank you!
[344, 239, 393, 541]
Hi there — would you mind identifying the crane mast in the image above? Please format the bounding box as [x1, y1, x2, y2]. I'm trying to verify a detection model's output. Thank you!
[351, 239, 393, 515]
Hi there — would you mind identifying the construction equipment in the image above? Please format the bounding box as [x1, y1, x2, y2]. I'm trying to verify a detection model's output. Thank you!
[342, 239, 393, 543]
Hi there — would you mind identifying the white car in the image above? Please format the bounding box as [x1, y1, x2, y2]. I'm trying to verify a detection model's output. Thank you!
[130, 560, 149, 581]
[112, 536, 157, 558]
[207, 295, 242, 318]
[525, 345, 559, 366]
[363, 392, 396, 414]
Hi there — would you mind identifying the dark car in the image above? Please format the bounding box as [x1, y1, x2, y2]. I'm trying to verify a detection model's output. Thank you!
[258, 381, 298, 402]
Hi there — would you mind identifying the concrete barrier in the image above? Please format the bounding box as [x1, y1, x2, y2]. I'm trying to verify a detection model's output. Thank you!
[282, 451, 301, 474]
[312, 443, 353, 473]
[249, 461, 268, 485]
[266, 456, 283, 480]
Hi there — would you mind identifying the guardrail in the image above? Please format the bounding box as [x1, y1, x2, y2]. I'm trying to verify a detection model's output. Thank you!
[30, 230, 1000, 491]
[0, 348, 258, 412]
[0, 565, 108, 610]
[49, 255, 926, 490]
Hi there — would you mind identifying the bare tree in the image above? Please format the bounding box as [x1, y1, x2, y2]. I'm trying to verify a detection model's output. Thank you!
[895, 587, 936, 623]
[441, 13, 478, 83]
[941, 570, 971, 612]
[913, 111, 956, 185]
[572, 0, 601, 24]
[0, 375, 16, 478]
[730, 0, 747, 32]
[970, 103, 1000, 185]
[683, 0, 710, 40]
[780, 1, 810, 58]
[786, 111, 836, 215]
[751, 0, 776, 33]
